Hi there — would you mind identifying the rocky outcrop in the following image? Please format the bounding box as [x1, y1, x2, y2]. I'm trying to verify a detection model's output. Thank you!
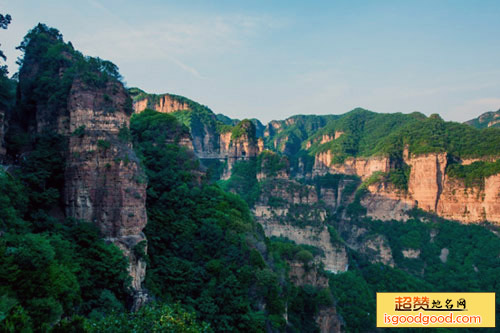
[313, 152, 392, 179]
[133, 94, 262, 178]
[317, 149, 500, 224]
[258, 221, 348, 273]
[15, 34, 149, 307]
[287, 260, 345, 332]
[338, 224, 394, 267]
[259, 179, 318, 205]
[219, 123, 262, 179]
[133, 93, 189, 114]
[402, 248, 420, 259]
[465, 109, 500, 129]
[361, 182, 414, 221]
[64, 79, 148, 301]
[288, 261, 329, 288]
[364, 153, 500, 224]
[316, 307, 344, 333]
[406, 153, 447, 212]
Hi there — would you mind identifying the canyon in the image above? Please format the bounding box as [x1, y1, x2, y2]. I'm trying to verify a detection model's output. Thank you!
[129, 91, 500, 284]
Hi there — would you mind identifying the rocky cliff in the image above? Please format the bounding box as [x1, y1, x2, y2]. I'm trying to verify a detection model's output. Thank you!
[219, 120, 263, 179]
[64, 79, 148, 305]
[11, 26, 148, 307]
[287, 260, 344, 332]
[354, 152, 500, 224]
[133, 93, 262, 178]
[313, 152, 393, 180]
[253, 175, 350, 273]
[132, 93, 190, 114]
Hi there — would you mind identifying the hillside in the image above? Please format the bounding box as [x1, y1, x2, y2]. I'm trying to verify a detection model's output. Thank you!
[465, 109, 500, 129]
[130, 91, 500, 331]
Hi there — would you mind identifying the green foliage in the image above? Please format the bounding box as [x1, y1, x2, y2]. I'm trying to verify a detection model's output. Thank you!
[0, 219, 131, 330]
[131, 110, 288, 331]
[265, 114, 338, 155]
[331, 214, 500, 331]
[447, 159, 500, 188]
[200, 158, 226, 182]
[256, 150, 289, 177]
[72, 125, 86, 137]
[268, 237, 323, 262]
[295, 249, 314, 265]
[308, 109, 421, 161]
[97, 139, 111, 150]
[231, 119, 256, 143]
[219, 160, 260, 207]
[118, 123, 131, 142]
[300, 109, 500, 193]
[12, 23, 127, 136]
[0, 132, 131, 331]
[86, 303, 211, 332]
[216, 113, 239, 126]
[386, 163, 411, 190]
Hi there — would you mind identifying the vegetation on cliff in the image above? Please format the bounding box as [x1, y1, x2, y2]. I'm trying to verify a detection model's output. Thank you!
[331, 212, 500, 332]
[307, 109, 500, 162]
[130, 109, 333, 331]
[0, 140, 131, 331]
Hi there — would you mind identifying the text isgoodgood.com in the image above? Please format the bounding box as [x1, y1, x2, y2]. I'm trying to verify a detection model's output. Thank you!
[384, 312, 481, 326]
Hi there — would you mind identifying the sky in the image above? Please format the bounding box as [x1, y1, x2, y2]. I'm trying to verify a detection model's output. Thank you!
[1, 0, 500, 123]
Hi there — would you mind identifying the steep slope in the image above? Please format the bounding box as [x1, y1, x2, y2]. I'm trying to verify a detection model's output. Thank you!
[465, 109, 500, 128]
[306, 110, 500, 224]
[131, 89, 263, 178]
[216, 109, 500, 331]
[6, 24, 148, 305]
[129, 109, 343, 332]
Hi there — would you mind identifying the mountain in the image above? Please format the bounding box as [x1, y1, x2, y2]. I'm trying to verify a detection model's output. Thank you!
[0, 24, 342, 332]
[465, 109, 500, 128]
[1, 23, 499, 332]
[130, 91, 500, 331]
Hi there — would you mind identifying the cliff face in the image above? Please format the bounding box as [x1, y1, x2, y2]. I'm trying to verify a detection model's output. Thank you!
[287, 260, 344, 332]
[353, 152, 500, 224]
[13, 35, 149, 306]
[254, 178, 349, 273]
[133, 93, 190, 114]
[219, 127, 262, 180]
[133, 95, 262, 178]
[406, 153, 447, 212]
[64, 79, 148, 301]
[313, 152, 392, 180]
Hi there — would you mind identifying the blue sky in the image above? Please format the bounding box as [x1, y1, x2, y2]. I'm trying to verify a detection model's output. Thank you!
[1, 0, 500, 123]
